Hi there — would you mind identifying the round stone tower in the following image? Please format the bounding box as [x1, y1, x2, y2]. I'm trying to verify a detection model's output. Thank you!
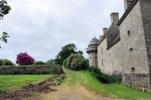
[87, 37, 99, 66]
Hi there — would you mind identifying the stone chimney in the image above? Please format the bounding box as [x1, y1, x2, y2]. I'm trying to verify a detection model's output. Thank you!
[124, 0, 135, 10]
[103, 28, 107, 36]
[99, 28, 107, 41]
[110, 13, 119, 24]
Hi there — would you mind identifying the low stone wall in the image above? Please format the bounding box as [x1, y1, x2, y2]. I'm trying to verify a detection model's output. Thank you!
[123, 73, 150, 91]
[0, 65, 63, 75]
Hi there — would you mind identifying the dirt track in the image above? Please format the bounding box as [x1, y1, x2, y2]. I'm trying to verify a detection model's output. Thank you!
[37, 83, 151, 100]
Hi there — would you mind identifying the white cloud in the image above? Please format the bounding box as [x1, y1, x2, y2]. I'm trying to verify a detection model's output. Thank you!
[0, 0, 124, 63]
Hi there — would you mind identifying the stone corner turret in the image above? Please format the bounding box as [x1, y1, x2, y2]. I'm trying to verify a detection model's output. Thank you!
[86, 37, 99, 67]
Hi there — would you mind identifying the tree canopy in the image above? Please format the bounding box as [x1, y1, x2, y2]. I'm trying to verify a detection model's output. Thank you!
[55, 43, 83, 65]
[46, 59, 55, 65]
[55, 43, 77, 65]
[0, 59, 14, 66]
[0, 0, 11, 48]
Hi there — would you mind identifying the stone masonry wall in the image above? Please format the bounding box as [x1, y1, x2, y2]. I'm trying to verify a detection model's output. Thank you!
[98, 38, 123, 75]
[140, 0, 151, 90]
[123, 73, 150, 91]
[0, 65, 62, 75]
[140, 0, 151, 81]
[119, 0, 150, 90]
[119, 1, 149, 74]
[97, 0, 150, 90]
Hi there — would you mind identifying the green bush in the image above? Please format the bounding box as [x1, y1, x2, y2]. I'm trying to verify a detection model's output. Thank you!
[85, 59, 89, 64]
[66, 54, 83, 68]
[88, 66, 101, 74]
[88, 66, 122, 84]
[0, 59, 14, 66]
[71, 58, 88, 70]
[63, 58, 67, 67]
[33, 61, 46, 65]
[46, 59, 55, 65]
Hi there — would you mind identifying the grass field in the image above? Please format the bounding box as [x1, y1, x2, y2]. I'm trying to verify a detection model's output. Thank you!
[64, 68, 151, 98]
[1, 68, 151, 99]
[0, 74, 54, 91]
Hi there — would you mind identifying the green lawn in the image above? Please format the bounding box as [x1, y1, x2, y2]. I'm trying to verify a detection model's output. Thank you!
[0, 74, 54, 91]
[1, 68, 151, 99]
[64, 68, 151, 98]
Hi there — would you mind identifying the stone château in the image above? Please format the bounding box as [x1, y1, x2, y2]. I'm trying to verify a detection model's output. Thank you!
[87, 0, 151, 91]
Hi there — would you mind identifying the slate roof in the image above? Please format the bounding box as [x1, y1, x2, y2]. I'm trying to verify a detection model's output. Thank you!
[89, 37, 99, 45]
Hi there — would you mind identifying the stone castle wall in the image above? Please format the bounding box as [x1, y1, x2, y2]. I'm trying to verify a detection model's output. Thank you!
[120, 0, 150, 90]
[98, 38, 123, 75]
[97, 0, 151, 91]
[140, 0, 151, 76]
[123, 73, 150, 91]
[119, 0, 149, 74]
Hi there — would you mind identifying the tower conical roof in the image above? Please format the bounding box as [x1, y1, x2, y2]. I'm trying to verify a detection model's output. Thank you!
[89, 37, 99, 45]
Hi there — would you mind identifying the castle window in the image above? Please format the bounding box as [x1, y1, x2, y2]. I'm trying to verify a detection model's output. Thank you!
[130, 48, 133, 52]
[128, 30, 130, 37]
[131, 67, 135, 72]
[101, 47, 103, 54]
[102, 59, 104, 66]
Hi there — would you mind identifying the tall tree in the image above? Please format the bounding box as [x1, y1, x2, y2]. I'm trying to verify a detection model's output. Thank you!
[55, 43, 77, 65]
[0, 0, 11, 48]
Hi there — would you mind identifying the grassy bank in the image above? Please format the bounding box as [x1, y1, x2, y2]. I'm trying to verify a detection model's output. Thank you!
[64, 68, 151, 98]
[0, 74, 54, 91]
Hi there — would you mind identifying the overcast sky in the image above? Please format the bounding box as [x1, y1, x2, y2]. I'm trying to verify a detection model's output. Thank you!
[0, 0, 124, 63]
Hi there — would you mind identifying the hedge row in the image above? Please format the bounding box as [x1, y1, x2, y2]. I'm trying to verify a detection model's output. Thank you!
[0, 65, 63, 75]
[88, 66, 122, 84]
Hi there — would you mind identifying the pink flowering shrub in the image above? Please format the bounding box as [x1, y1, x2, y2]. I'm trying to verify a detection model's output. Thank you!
[16, 52, 35, 65]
